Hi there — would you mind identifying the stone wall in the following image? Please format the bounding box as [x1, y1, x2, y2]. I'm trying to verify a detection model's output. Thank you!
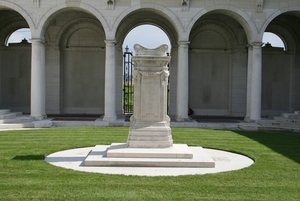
[1, 44, 31, 113]
[45, 11, 106, 115]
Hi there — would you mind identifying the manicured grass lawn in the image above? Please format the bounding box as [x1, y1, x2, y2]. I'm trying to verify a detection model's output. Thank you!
[0, 127, 299, 201]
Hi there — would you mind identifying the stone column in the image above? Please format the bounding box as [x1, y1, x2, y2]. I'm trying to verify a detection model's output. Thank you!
[245, 45, 253, 122]
[103, 40, 117, 122]
[30, 39, 46, 120]
[176, 41, 190, 121]
[249, 42, 263, 121]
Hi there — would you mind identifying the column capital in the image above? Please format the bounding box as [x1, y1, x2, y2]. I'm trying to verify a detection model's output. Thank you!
[178, 41, 190, 47]
[104, 40, 116, 45]
[251, 42, 264, 47]
[31, 38, 45, 44]
[246, 44, 253, 49]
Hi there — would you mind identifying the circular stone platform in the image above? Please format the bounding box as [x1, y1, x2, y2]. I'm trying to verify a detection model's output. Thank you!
[45, 146, 254, 176]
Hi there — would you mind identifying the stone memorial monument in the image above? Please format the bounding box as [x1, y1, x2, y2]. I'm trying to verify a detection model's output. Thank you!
[84, 45, 215, 168]
[126, 44, 172, 148]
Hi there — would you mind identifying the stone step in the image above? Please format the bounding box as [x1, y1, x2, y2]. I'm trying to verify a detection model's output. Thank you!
[238, 123, 259, 131]
[274, 116, 300, 124]
[0, 115, 33, 123]
[257, 119, 280, 127]
[294, 111, 300, 115]
[279, 122, 300, 128]
[258, 119, 300, 128]
[281, 113, 300, 119]
[52, 120, 95, 127]
[0, 122, 34, 129]
[258, 126, 300, 133]
[0, 112, 22, 119]
[33, 119, 53, 128]
[0, 109, 10, 115]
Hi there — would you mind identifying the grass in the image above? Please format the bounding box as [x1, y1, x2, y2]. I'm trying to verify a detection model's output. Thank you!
[0, 127, 299, 201]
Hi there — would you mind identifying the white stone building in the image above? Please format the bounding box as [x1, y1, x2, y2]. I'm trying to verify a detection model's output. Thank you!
[0, 0, 299, 122]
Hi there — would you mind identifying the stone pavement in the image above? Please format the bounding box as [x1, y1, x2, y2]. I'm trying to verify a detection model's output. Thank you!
[45, 146, 254, 177]
[0, 112, 300, 132]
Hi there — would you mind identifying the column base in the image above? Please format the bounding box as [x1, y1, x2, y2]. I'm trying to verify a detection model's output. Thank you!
[103, 115, 117, 122]
[244, 116, 251, 123]
[30, 115, 47, 121]
[245, 117, 261, 123]
[175, 116, 190, 122]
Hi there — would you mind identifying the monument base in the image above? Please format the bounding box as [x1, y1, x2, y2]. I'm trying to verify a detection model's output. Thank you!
[83, 144, 215, 168]
[127, 121, 173, 148]
[107, 143, 192, 158]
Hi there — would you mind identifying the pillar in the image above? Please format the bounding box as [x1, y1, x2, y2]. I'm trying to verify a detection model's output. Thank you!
[249, 42, 263, 122]
[176, 41, 190, 121]
[30, 39, 46, 120]
[103, 40, 117, 122]
[245, 45, 253, 122]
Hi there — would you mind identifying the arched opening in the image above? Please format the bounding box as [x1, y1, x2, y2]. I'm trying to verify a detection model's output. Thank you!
[123, 25, 171, 52]
[44, 9, 106, 115]
[189, 12, 248, 117]
[115, 9, 178, 115]
[263, 32, 285, 50]
[262, 12, 300, 117]
[0, 10, 31, 113]
[6, 28, 31, 46]
[122, 25, 171, 113]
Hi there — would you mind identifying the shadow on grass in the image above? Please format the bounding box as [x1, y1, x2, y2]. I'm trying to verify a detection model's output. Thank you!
[12, 155, 45, 161]
[235, 131, 300, 164]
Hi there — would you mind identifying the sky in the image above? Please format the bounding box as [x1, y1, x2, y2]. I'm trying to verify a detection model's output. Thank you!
[123, 25, 171, 53]
[8, 26, 284, 51]
[7, 28, 31, 43]
[262, 32, 284, 48]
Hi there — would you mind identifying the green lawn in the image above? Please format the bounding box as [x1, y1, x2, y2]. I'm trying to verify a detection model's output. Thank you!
[0, 127, 299, 201]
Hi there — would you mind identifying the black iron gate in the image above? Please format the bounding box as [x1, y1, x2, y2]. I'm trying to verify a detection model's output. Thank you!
[123, 46, 134, 113]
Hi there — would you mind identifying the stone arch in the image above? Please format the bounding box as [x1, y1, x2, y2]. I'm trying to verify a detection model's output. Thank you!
[0, 1, 35, 31]
[260, 5, 300, 34]
[51, 18, 105, 47]
[0, 7, 32, 113]
[186, 5, 257, 43]
[188, 12, 249, 117]
[265, 22, 299, 52]
[55, 15, 106, 115]
[260, 9, 300, 116]
[113, 7, 179, 115]
[111, 4, 182, 41]
[189, 19, 239, 50]
[35, 2, 109, 39]
[117, 19, 176, 49]
[0, 16, 29, 46]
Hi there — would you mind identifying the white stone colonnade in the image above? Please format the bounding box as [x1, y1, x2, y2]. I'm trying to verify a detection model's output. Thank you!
[28, 39, 264, 123]
[12, 0, 290, 122]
